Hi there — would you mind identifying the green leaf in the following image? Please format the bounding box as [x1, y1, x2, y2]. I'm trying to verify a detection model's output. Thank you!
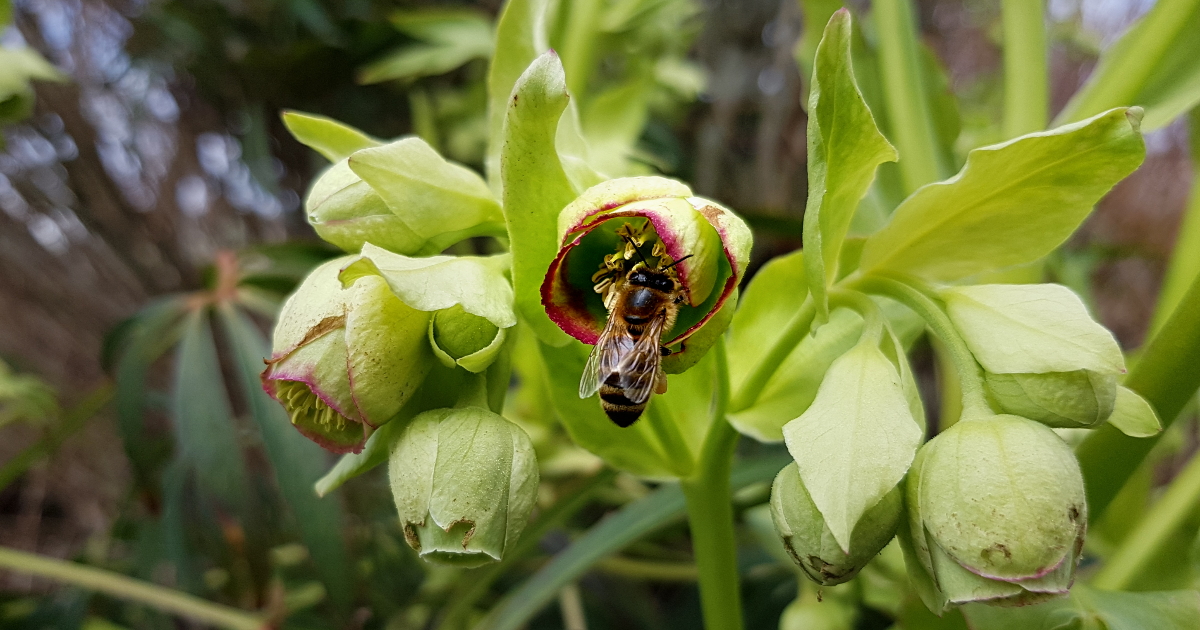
[171, 310, 248, 511]
[348, 137, 504, 241]
[963, 584, 1200, 630]
[281, 111, 381, 163]
[860, 108, 1145, 281]
[729, 307, 863, 442]
[782, 340, 921, 551]
[941, 283, 1125, 375]
[1056, 0, 1200, 132]
[361, 9, 494, 84]
[216, 305, 351, 612]
[481, 453, 792, 630]
[485, 0, 552, 186]
[803, 9, 897, 323]
[728, 250, 808, 394]
[1106, 385, 1162, 438]
[794, 0, 845, 94]
[500, 52, 578, 346]
[344, 245, 515, 328]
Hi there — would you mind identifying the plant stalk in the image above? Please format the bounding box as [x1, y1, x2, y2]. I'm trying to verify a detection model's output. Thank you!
[1001, 0, 1048, 137]
[1148, 108, 1200, 337]
[0, 547, 265, 630]
[1076, 269, 1200, 518]
[681, 338, 742, 630]
[873, 0, 946, 193]
[1090, 450, 1200, 590]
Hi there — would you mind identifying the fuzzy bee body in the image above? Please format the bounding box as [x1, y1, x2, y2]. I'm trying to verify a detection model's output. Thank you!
[580, 265, 685, 427]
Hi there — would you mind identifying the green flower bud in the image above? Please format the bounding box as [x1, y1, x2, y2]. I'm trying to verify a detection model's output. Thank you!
[262, 256, 434, 453]
[429, 305, 506, 372]
[985, 370, 1117, 428]
[341, 244, 516, 373]
[389, 407, 539, 568]
[770, 463, 902, 586]
[542, 176, 751, 370]
[305, 137, 504, 256]
[903, 415, 1086, 613]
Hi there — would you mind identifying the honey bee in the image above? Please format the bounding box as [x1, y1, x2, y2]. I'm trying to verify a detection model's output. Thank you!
[580, 233, 691, 427]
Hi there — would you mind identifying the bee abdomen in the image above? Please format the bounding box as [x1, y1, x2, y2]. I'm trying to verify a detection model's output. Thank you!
[599, 385, 646, 427]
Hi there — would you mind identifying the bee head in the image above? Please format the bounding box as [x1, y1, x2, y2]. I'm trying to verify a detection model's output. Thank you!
[627, 266, 678, 293]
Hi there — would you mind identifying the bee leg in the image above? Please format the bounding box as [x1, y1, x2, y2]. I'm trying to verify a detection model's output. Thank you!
[659, 345, 672, 357]
[654, 369, 668, 395]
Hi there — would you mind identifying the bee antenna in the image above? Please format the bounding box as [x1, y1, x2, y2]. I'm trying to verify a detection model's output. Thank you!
[622, 234, 651, 266]
[662, 254, 693, 270]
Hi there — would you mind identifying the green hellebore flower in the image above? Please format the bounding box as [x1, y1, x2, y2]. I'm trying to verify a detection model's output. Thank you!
[341, 243, 516, 373]
[901, 415, 1086, 613]
[389, 407, 539, 568]
[985, 370, 1117, 428]
[541, 176, 751, 370]
[305, 137, 504, 256]
[770, 463, 902, 586]
[262, 256, 435, 453]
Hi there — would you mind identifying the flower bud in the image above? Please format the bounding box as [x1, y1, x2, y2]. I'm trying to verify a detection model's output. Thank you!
[306, 137, 504, 256]
[903, 415, 1086, 612]
[985, 370, 1117, 428]
[429, 305, 506, 372]
[770, 463, 902, 586]
[262, 257, 434, 453]
[541, 176, 751, 370]
[388, 407, 539, 568]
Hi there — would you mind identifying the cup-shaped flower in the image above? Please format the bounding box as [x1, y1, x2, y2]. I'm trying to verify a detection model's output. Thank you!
[901, 415, 1086, 613]
[305, 137, 504, 256]
[541, 176, 751, 369]
[340, 244, 516, 374]
[985, 370, 1117, 428]
[388, 407, 539, 568]
[770, 463, 902, 586]
[262, 256, 435, 453]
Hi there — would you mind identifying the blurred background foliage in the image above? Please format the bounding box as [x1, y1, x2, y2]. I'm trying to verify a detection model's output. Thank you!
[0, 0, 1199, 628]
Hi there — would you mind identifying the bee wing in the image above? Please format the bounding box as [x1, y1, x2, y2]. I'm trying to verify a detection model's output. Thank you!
[579, 315, 632, 399]
[613, 313, 668, 405]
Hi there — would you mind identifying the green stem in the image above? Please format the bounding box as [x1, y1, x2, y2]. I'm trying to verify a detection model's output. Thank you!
[1001, 0, 1048, 137]
[681, 338, 742, 630]
[0, 547, 265, 630]
[595, 556, 698, 582]
[856, 276, 990, 418]
[645, 399, 695, 473]
[1075, 269, 1200, 519]
[1091, 450, 1200, 590]
[873, 0, 946, 193]
[0, 385, 113, 492]
[1148, 108, 1200, 337]
[731, 296, 816, 413]
[828, 289, 885, 345]
[1055, 0, 1200, 125]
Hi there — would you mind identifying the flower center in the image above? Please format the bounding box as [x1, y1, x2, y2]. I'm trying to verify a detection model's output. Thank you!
[590, 220, 682, 308]
[275, 380, 347, 431]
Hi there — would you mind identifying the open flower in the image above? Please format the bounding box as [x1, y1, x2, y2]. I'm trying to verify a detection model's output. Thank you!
[262, 256, 434, 453]
[389, 406, 539, 568]
[541, 176, 751, 368]
[900, 415, 1086, 612]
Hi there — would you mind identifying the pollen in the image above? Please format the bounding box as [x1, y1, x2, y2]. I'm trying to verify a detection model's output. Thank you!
[276, 380, 347, 430]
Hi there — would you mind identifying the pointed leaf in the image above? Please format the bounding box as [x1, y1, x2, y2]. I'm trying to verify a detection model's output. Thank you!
[942, 283, 1125, 375]
[782, 341, 921, 551]
[171, 310, 248, 511]
[860, 108, 1145, 281]
[1106, 385, 1162, 438]
[217, 304, 351, 612]
[803, 9, 897, 320]
[501, 51, 578, 346]
[282, 111, 381, 163]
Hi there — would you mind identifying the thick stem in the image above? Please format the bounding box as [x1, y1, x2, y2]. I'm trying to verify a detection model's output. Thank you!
[731, 296, 816, 413]
[856, 276, 990, 418]
[1076, 270, 1200, 519]
[1091, 450, 1200, 590]
[0, 547, 265, 629]
[682, 338, 742, 630]
[1001, 0, 1048, 137]
[873, 0, 947, 193]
